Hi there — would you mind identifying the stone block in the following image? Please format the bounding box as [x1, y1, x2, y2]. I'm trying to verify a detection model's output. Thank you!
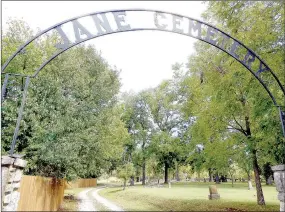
[277, 193, 285, 202]
[4, 184, 13, 192]
[1, 156, 15, 166]
[14, 158, 27, 168]
[272, 165, 285, 172]
[3, 193, 11, 204]
[280, 201, 285, 212]
[272, 167, 285, 194]
[8, 177, 14, 183]
[208, 194, 220, 200]
[9, 167, 16, 172]
[2, 166, 10, 195]
[13, 169, 23, 182]
[209, 185, 218, 194]
[3, 191, 20, 211]
[209, 185, 220, 200]
[272, 164, 285, 212]
[13, 182, 21, 189]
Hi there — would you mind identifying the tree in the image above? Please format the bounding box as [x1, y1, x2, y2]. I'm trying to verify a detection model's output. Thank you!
[117, 162, 135, 190]
[180, 1, 284, 205]
[147, 80, 187, 184]
[146, 154, 164, 184]
[121, 90, 154, 185]
[236, 146, 254, 190]
[2, 19, 129, 181]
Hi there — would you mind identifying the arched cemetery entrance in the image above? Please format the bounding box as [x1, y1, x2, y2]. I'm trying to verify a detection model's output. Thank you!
[1, 9, 285, 211]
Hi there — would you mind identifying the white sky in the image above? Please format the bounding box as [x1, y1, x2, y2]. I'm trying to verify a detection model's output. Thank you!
[2, 1, 207, 93]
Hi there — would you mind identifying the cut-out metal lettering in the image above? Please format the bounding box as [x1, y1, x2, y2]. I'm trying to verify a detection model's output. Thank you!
[188, 20, 202, 39]
[113, 11, 131, 31]
[205, 26, 218, 46]
[218, 33, 231, 49]
[92, 14, 113, 35]
[243, 50, 256, 69]
[154, 12, 167, 30]
[72, 20, 93, 43]
[230, 40, 241, 60]
[1, 8, 285, 153]
[172, 15, 184, 34]
[256, 61, 270, 75]
[55, 26, 71, 50]
[1, 9, 284, 107]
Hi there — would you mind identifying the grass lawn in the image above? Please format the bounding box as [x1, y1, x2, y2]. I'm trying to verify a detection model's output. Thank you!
[99, 182, 279, 211]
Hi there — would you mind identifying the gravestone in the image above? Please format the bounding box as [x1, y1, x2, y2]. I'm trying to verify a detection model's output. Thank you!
[208, 185, 220, 200]
[248, 180, 253, 190]
[267, 176, 273, 185]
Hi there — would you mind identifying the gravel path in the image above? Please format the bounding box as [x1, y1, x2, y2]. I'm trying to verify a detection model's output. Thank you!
[91, 188, 124, 211]
[77, 187, 124, 211]
[77, 188, 97, 211]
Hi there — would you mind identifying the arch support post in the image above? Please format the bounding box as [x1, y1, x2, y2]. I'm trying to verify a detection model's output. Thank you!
[271, 165, 285, 212]
[1, 74, 10, 102]
[9, 76, 30, 156]
[278, 107, 285, 138]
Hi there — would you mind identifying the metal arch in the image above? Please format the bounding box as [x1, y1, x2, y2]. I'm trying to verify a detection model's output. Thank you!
[30, 27, 279, 106]
[1, 8, 285, 151]
[1, 8, 284, 105]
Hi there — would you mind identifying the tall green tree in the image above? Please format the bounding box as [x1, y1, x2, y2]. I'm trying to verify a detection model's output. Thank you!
[181, 1, 284, 205]
[121, 90, 154, 185]
[2, 19, 129, 181]
[147, 80, 188, 184]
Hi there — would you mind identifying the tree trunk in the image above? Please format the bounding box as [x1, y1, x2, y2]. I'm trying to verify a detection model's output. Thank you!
[130, 176, 134, 186]
[142, 162, 146, 185]
[123, 179, 126, 190]
[231, 176, 234, 187]
[248, 173, 253, 190]
[252, 150, 265, 205]
[164, 162, 169, 184]
[243, 112, 265, 205]
[142, 139, 146, 185]
[198, 171, 201, 182]
[209, 168, 213, 182]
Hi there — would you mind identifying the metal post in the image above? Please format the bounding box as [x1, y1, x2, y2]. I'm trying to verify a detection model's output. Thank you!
[9, 76, 31, 156]
[278, 107, 285, 138]
[1, 73, 10, 102]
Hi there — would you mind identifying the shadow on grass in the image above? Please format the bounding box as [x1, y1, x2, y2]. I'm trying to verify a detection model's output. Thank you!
[107, 189, 124, 194]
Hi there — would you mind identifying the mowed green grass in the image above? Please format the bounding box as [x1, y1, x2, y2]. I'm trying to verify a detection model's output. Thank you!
[99, 182, 279, 211]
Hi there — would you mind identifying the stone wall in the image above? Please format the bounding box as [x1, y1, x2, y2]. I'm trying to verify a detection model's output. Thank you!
[1, 155, 27, 211]
[272, 165, 285, 212]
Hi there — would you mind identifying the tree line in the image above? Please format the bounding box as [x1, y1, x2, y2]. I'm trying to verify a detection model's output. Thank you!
[1, 1, 284, 206]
